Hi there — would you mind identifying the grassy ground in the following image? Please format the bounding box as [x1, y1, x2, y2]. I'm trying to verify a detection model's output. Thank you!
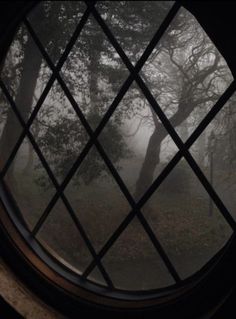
[8, 159, 235, 290]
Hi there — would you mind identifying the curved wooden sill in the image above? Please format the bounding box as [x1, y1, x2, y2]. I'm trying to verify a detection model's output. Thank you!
[0, 258, 65, 319]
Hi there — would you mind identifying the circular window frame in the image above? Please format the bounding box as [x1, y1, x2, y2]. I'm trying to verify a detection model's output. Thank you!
[0, 1, 236, 318]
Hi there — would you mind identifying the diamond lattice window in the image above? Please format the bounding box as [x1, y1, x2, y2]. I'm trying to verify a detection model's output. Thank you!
[0, 0, 235, 295]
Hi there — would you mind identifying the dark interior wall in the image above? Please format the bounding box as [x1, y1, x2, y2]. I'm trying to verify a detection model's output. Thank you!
[183, 1, 236, 78]
[1, 1, 236, 76]
[0, 1, 236, 75]
[0, 1, 236, 318]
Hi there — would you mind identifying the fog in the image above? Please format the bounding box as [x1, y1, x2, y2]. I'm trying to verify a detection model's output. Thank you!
[0, 1, 236, 291]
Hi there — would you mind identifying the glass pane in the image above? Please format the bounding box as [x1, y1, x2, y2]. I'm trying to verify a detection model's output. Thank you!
[190, 91, 236, 220]
[4, 137, 55, 230]
[61, 15, 129, 130]
[99, 82, 178, 200]
[102, 217, 175, 290]
[65, 146, 130, 252]
[96, 1, 175, 65]
[31, 80, 89, 183]
[37, 198, 92, 273]
[142, 7, 233, 142]
[142, 159, 232, 279]
[88, 267, 107, 287]
[1, 0, 234, 294]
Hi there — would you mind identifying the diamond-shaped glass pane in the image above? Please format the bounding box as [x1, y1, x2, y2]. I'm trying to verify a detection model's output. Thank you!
[88, 267, 107, 287]
[37, 198, 92, 273]
[61, 15, 129, 130]
[4, 137, 55, 230]
[96, 1, 175, 65]
[28, 1, 86, 64]
[1, 24, 52, 122]
[190, 90, 236, 221]
[0, 90, 23, 170]
[98, 82, 178, 200]
[65, 146, 130, 252]
[1, 0, 235, 294]
[30, 80, 89, 183]
[102, 217, 175, 290]
[141, 7, 233, 142]
[142, 159, 232, 279]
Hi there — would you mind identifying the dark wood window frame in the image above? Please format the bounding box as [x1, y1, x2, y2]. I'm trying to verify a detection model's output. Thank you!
[0, 1, 236, 318]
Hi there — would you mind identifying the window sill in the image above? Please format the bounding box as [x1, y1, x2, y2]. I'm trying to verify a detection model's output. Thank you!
[0, 258, 65, 319]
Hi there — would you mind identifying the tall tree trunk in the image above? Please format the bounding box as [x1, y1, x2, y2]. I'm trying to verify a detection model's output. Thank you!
[0, 5, 47, 182]
[0, 36, 42, 181]
[134, 100, 197, 200]
[134, 125, 166, 200]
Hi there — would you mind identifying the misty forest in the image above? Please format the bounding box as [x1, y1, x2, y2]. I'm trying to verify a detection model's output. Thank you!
[0, 1, 236, 290]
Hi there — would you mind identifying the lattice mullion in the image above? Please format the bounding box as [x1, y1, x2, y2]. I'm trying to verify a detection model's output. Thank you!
[25, 18, 136, 206]
[24, 19, 132, 232]
[0, 80, 59, 187]
[0, 74, 56, 180]
[93, 141, 181, 282]
[25, 0, 176, 237]
[86, 1, 181, 75]
[138, 81, 236, 212]
[82, 80, 236, 278]
[0, 7, 91, 180]
[0, 79, 114, 288]
[24, 1, 184, 281]
[88, 0, 236, 231]
[24, 19, 135, 233]
[80, 2, 185, 282]
[25, 21, 181, 282]
[136, 75, 236, 231]
[0, 5, 115, 287]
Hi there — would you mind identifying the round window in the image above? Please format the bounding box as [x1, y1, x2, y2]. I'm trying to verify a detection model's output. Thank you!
[0, 0, 236, 316]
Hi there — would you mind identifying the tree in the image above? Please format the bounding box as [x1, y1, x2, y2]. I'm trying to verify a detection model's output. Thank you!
[1, 1, 233, 197]
[35, 2, 233, 194]
[0, 1, 89, 179]
[0, 17, 43, 181]
[133, 7, 232, 198]
[29, 1, 131, 185]
[31, 1, 179, 186]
